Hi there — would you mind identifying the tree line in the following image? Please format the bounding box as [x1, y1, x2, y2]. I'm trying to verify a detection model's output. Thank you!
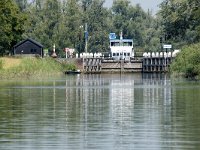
[0, 0, 199, 57]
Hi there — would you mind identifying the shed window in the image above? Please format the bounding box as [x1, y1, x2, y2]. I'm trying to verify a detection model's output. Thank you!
[31, 49, 37, 53]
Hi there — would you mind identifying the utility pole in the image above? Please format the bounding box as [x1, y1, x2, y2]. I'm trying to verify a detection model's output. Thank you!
[84, 23, 88, 53]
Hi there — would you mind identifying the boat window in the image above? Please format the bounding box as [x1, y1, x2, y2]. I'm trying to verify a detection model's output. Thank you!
[123, 42, 132, 46]
[123, 42, 128, 46]
[113, 53, 116, 56]
[117, 53, 119, 56]
[111, 42, 120, 46]
[124, 53, 126, 56]
[127, 53, 130, 56]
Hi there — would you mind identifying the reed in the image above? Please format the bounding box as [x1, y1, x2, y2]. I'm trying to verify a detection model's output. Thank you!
[0, 59, 3, 70]
[0, 57, 76, 79]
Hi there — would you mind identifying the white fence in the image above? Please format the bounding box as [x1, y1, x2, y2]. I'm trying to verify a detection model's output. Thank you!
[76, 53, 103, 58]
[142, 50, 180, 58]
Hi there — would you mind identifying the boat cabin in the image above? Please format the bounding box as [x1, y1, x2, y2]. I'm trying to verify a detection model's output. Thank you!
[110, 36, 134, 60]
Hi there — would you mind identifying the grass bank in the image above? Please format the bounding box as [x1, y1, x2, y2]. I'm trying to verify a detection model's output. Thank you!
[170, 42, 200, 79]
[0, 57, 77, 79]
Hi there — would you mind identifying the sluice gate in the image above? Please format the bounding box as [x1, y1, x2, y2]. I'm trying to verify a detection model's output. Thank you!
[143, 57, 173, 72]
[83, 58, 143, 73]
[84, 58, 102, 73]
[83, 53, 175, 73]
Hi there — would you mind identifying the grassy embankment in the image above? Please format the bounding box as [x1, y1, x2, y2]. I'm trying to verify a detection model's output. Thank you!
[170, 42, 200, 79]
[0, 57, 77, 79]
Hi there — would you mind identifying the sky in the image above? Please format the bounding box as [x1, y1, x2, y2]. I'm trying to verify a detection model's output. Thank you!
[104, 0, 164, 15]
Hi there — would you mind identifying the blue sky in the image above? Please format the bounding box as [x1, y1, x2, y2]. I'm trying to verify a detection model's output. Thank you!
[104, 0, 164, 15]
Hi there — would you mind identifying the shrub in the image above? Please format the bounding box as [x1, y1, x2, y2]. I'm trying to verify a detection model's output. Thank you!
[62, 63, 77, 71]
[171, 42, 200, 79]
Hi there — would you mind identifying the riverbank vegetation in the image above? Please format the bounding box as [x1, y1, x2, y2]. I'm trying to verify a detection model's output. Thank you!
[171, 42, 200, 79]
[0, 0, 200, 78]
[0, 57, 76, 79]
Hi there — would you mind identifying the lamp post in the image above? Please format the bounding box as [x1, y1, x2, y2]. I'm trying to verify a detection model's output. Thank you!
[51, 43, 57, 58]
[84, 23, 88, 53]
[79, 25, 83, 58]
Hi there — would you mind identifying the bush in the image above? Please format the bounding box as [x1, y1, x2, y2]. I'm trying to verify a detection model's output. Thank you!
[62, 63, 77, 71]
[171, 42, 200, 79]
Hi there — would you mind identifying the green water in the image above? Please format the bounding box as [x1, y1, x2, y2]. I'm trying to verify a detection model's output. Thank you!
[0, 73, 200, 150]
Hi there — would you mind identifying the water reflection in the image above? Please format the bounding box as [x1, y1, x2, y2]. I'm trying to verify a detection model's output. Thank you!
[0, 74, 200, 149]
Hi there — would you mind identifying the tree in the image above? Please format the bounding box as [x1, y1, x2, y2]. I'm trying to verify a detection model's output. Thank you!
[159, 0, 200, 46]
[82, 0, 92, 11]
[112, 0, 130, 36]
[65, 0, 82, 49]
[111, 0, 161, 52]
[85, 0, 110, 53]
[0, 0, 26, 56]
[24, 0, 64, 54]
[14, 0, 28, 11]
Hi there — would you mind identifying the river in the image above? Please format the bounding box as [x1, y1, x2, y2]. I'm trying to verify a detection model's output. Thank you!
[0, 73, 200, 150]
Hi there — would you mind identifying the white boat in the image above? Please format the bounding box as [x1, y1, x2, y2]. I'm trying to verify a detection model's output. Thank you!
[109, 33, 134, 60]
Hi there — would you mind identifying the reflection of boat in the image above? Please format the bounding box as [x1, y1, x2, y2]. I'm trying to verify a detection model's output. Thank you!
[65, 70, 81, 74]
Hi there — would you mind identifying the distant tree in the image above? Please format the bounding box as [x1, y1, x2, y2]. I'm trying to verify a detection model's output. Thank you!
[14, 0, 28, 11]
[24, 0, 63, 54]
[159, 0, 200, 46]
[112, 0, 161, 52]
[85, 0, 110, 53]
[0, 0, 27, 56]
[65, 0, 82, 47]
[82, 0, 92, 11]
[112, 0, 130, 36]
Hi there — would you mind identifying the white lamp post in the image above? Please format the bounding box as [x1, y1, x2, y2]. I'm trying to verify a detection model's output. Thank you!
[51, 43, 57, 58]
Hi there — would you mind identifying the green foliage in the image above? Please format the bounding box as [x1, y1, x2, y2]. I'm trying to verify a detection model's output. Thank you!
[22, 0, 161, 54]
[171, 42, 200, 78]
[111, 0, 161, 51]
[0, 59, 3, 70]
[86, 0, 110, 53]
[62, 63, 77, 71]
[14, 58, 62, 77]
[24, 0, 63, 52]
[1, 0, 200, 57]
[0, 57, 63, 79]
[0, 0, 175, 56]
[0, 0, 27, 55]
[14, 0, 28, 11]
[65, 0, 82, 50]
[158, 0, 200, 47]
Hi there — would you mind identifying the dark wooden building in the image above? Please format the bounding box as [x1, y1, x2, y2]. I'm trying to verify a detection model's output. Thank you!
[13, 38, 44, 57]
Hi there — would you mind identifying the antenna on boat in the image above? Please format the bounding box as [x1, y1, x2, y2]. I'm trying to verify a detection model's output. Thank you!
[120, 31, 123, 40]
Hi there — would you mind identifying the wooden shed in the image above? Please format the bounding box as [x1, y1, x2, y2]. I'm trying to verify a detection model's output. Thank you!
[13, 38, 44, 57]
